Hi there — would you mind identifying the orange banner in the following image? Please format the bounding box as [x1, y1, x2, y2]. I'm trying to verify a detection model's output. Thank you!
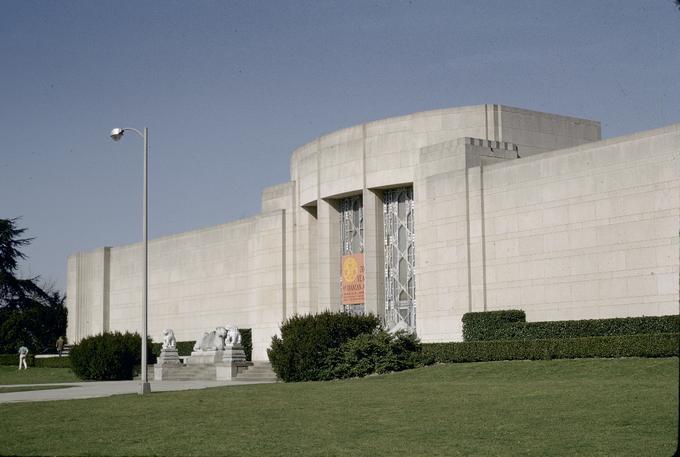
[341, 254, 365, 305]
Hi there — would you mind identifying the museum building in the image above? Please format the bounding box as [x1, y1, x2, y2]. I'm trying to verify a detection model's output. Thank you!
[67, 105, 680, 360]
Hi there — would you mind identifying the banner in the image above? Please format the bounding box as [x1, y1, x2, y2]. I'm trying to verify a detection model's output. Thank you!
[341, 253, 365, 305]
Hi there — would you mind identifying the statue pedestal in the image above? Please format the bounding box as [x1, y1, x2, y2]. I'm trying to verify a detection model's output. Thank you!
[154, 348, 181, 380]
[216, 345, 249, 381]
[186, 350, 224, 365]
[222, 344, 246, 364]
[158, 348, 181, 365]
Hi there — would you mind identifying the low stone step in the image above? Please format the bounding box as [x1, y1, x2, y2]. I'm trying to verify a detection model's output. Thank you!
[136, 360, 279, 383]
[235, 361, 278, 382]
[236, 376, 278, 382]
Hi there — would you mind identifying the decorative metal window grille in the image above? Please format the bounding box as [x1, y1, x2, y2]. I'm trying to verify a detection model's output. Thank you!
[340, 195, 364, 315]
[384, 187, 415, 331]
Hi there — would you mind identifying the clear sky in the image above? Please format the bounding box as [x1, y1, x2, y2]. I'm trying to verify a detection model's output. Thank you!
[2, 0, 679, 292]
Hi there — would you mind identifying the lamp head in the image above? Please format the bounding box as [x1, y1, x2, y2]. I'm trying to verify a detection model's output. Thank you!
[110, 128, 124, 141]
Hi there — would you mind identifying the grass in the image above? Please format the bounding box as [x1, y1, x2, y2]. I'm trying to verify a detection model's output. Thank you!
[0, 358, 676, 456]
[0, 385, 78, 393]
[0, 366, 81, 385]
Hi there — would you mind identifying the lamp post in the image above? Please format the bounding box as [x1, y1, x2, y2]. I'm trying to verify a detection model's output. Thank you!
[110, 126, 151, 395]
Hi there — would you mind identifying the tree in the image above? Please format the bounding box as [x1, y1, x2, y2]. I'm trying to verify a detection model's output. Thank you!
[0, 218, 67, 353]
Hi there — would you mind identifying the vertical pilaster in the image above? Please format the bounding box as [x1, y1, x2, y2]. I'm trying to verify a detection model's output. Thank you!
[363, 188, 385, 319]
[317, 198, 341, 312]
[102, 247, 110, 332]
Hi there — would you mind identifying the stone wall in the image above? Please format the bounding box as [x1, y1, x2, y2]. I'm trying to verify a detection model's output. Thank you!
[416, 125, 679, 342]
[67, 211, 285, 360]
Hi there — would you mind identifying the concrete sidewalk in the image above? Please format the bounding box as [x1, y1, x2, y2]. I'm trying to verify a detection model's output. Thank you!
[0, 379, 272, 404]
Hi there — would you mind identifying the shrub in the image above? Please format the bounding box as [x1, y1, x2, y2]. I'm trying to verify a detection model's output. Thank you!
[463, 311, 680, 342]
[324, 330, 428, 379]
[150, 329, 253, 360]
[69, 332, 155, 380]
[268, 311, 381, 382]
[422, 333, 679, 363]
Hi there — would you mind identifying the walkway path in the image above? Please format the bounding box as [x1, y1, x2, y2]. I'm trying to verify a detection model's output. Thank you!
[0, 379, 272, 404]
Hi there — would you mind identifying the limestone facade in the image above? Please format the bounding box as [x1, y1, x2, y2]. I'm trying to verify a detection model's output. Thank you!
[67, 104, 679, 360]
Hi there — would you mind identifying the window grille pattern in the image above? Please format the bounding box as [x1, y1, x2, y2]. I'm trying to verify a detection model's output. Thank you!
[384, 187, 415, 331]
[340, 195, 364, 315]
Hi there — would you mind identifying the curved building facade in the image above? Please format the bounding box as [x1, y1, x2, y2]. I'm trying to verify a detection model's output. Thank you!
[67, 105, 680, 360]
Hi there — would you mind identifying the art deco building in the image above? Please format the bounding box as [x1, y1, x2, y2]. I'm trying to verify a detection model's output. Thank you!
[67, 105, 680, 360]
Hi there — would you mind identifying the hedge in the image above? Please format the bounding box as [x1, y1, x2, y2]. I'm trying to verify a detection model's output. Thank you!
[150, 328, 253, 361]
[422, 333, 680, 363]
[34, 356, 72, 368]
[0, 354, 71, 368]
[462, 310, 680, 341]
[0, 354, 33, 366]
[462, 310, 526, 341]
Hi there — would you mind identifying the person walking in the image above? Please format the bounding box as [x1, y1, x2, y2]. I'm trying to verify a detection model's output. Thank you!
[18, 346, 28, 370]
[56, 336, 65, 357]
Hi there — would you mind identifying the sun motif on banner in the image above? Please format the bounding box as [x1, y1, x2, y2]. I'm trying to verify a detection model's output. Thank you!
[342, 256, 359, 283]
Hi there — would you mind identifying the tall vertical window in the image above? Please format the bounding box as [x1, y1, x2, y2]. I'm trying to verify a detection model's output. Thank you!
[340, 195, 364, 315]
[384, 187, 415, 331]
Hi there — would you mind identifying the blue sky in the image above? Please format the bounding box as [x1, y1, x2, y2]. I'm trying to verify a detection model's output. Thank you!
[1, 0, 679, 291]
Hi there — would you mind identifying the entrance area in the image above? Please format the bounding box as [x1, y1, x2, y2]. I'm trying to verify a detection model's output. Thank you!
[340, 195, 365, 316]
[384, 187, 415, 331]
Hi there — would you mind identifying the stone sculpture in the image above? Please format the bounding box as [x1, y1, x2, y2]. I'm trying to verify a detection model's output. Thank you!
[193, 326, 228, 352]
[175, 324, 250, 379]
[224, 325, 242, 346]
[157, 329, 180, 368]
[162, 328, 176, 350]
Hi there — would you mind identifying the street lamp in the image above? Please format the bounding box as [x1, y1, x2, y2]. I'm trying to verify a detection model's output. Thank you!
[109, 126, 151, 395]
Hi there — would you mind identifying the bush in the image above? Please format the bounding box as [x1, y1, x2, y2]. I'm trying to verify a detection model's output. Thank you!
[463, 311, 680, 342]
[422, 333, 679, 364]
[150, 329, 253, 360]
[324, 330, 428, 379]
[268, 312, 381, 382]
[69, 332, 155, 380]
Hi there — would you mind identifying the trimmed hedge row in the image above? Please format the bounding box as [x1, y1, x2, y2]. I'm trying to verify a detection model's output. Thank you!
[150, 329, 253, 361]
[0, 354, 28, 366]
[0, 354, 71, 367]
[151, 341, 194, 357]
[422, 333, 680, 363]
[34, 356, 72, 368]
[462, 310, 527, 341]
[462, 310, 680, 341]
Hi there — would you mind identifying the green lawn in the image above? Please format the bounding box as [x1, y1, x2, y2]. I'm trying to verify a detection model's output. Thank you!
[0, 366, 81, 385]
[0, 358, 676, 456]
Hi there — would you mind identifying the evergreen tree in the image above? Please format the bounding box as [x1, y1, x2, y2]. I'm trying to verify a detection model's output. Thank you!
[0, 218, 67, 353]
